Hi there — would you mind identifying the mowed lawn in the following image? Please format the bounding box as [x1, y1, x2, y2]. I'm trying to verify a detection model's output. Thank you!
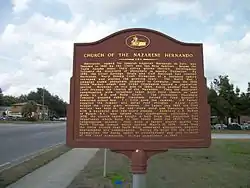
[68, 140, 250, 188]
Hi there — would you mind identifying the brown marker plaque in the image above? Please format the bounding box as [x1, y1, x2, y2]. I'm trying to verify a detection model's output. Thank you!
[67, 28, 211, 150]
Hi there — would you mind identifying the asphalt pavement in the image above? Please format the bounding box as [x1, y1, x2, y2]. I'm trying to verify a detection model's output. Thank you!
[1, 122, 249, 169]
[0, 122, 66, 167]
[7, 133, 250, 188]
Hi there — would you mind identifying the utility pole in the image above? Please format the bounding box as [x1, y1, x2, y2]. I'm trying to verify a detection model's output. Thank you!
[42, 87, 45, 121]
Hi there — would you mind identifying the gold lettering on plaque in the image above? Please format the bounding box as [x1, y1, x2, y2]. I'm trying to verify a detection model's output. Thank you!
[125, 34, 150, 49]
[79, 60, 199, 138]
[83, 53, 105, 58]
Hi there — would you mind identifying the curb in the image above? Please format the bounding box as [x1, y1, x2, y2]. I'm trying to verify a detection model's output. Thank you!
[0, 144, 71, 188]
[0, 142, 65, 173]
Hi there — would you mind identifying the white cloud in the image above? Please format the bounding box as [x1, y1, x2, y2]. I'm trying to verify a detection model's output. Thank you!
[1, 0, 250, 102]
[204, 32, 250, 92]
[11, 0, 32, 13]
[75, 20, 119, 42]
[212, 14, 235, 35]
[57, 0, 211, 22]
[0, 11, 119, 101]
[1, 24, 21, 44]
[213, 24, 231, 35]
[156, 0, 209, 20]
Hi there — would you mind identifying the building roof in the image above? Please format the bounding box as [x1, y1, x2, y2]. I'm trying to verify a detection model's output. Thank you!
[12, 102, 47, 107]
[0, 106, 12, 111]
[12, 102, 27, 106]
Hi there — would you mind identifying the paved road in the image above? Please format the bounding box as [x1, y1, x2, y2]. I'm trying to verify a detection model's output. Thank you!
[1, 122, 249, 168]
[0, 122, 66, 167]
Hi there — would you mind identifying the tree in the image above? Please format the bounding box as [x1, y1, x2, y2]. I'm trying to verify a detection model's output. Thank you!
[0, 88, 3, 106]
[207, 75, 250, 124]
[0, 87, 67, 120]
[212, 75, 239, 121]
[216, 96, 231, 123]
[2, 95, 19, 106]
[18, 95, 28, 103]
[207, 87, 218, 116]
[21, 101, 37, 119]
[237, 83, 250, 116]
[26, 88, 67, 117]
[207, 84, 229, 123]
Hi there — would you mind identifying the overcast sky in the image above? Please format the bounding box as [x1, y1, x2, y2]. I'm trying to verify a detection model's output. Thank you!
[0, 0, 250, 102]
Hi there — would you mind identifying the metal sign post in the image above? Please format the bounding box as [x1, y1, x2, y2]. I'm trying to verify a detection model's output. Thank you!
[103, 148, 107, 177]
[133, 174, 146, 188]
[111, 149, 165, 188]
[132, 149, 147, 188]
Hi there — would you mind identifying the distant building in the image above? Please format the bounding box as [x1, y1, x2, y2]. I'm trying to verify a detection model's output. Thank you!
[239, 115, 250, 124]
[9, 102, 49, 120]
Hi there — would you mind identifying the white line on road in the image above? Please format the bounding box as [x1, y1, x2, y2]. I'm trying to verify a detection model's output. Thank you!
[0, 162, 11, 168]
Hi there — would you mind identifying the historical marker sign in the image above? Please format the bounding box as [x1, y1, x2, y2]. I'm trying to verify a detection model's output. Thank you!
[66, 28, 211, 150]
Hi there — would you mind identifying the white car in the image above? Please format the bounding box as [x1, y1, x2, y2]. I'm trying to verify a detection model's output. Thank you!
[241, 123, 250, 130]
[213, 124, 227, 130]
[58, 117, 67, 121]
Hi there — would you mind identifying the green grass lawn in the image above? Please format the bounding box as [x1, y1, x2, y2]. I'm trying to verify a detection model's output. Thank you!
[68, 140, 250, 188]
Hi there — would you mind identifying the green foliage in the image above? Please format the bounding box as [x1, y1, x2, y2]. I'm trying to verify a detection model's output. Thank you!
[0, 87, 67, 117]
[21, 100, 37, 119]
[208, 75, 250, 123]
[26, 88, 67, 117]
[2, 95, 19, 106]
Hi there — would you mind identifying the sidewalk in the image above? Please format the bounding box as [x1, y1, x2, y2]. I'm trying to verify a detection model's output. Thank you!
[7, 148, 98, 188]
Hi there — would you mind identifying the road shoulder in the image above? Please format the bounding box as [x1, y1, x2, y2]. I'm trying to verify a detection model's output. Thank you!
[0, 144, 70, 187]
[5, 148, 98, 188]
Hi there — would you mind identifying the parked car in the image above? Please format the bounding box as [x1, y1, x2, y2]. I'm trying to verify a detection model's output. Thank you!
[227, 123, 242, 130]
[58, 117, 67, 121]
[241, 123, 250, 130]
[0, 116, 7, 120]
[213, 124, 227, 130]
